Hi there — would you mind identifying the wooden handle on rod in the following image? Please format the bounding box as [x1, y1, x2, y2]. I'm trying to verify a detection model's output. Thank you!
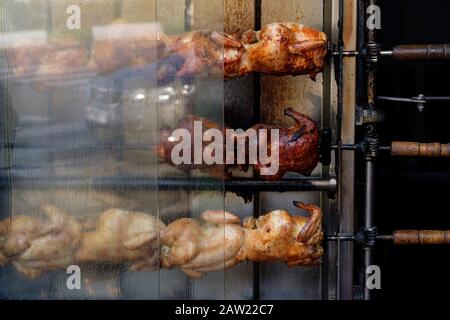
[393, 44, 450, 60]
[393, 230, 450, 245]
[391, 141, 450, 158]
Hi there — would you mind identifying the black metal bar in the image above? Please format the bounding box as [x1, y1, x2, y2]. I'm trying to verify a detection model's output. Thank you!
[327, 234, 355, 241]
[0, 142, 150, 150]
[363, 0, 378, 301]
[363, 159, 375, 300]
[253, 0, 262, 301]
[335, 0, 345, 300]
[331, 50, 360, 57]
[0, 176, 336, 192]
[252, 191, 261, 300]
[378, 95, 450, 103]
[331, 144, 390, 151]
[326, 234, 395, 242]
[376, 235, 394, 241]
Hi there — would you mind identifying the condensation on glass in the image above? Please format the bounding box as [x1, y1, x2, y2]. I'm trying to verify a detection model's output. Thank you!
[0, 0, 225, 299]
[0, 0, 327, 300]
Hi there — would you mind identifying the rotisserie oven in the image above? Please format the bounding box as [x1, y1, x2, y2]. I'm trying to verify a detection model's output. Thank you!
[0, 0, 449, 301]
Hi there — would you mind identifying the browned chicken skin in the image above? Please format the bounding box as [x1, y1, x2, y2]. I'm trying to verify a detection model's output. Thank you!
[6, 22, 327, 84]
[160, 210, 243, 278]
[157, 108, 319, 180]
[160, 202, 323, 278]
[238, 202, 323, 266]
[252, 108, 319, 180]
[0, 202, 323, 278]
[167, 22, 327, 80]
[76, 208, 165, 271]
[157, 114, 232, 179]
[0, 205, 82, 279]
[242, 22, 328, 80]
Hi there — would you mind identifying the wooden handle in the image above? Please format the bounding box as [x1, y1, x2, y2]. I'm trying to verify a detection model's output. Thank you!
[391, 141, 450, 157]
[393, 44, 450, 60]
[393, 230, 450, 245]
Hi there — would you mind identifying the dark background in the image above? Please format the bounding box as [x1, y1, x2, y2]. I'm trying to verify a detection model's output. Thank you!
[356, 0, 450, 300]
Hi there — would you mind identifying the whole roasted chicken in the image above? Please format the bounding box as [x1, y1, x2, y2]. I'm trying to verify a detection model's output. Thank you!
[242, 22, 328, 80]
[0, 202, 323, 279]
[157, 108, 319, 180]
[238, 202, 323, 266]
[76, 208, 165, 271]
[6, 22, 327, 84]
[160, 210, 244, 278]
[166, 22, 328, 80]
[160, 202, 323, 278]
[0, 205, 82, 279]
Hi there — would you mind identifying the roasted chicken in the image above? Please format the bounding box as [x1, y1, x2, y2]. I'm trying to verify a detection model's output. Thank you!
[240, 22, 328, 80]
[238, 202, 323, 266]
[0, 205, 82, 278]
[5, 38, 49, 77]
[160, 210, 244, 278]
[157, 114, 232, 179]
[165, 31, 227, 79]
[5, 22, 327, 85]
[157, 108, 319, 180]
[160, 202, 323, 278]
[76, 208, 165, 271]
[0, 201, 323, 279]
[164, 22, 327, 80]
[90, 22, 167, 73]
[252, 107, 319, 180]
[6, 38, 89, 77]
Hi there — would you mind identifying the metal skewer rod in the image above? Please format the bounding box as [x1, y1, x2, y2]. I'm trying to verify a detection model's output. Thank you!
[327, 230, 450, 245]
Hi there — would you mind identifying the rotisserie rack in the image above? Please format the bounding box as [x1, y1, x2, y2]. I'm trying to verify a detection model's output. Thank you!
[0, 0, 448, 300]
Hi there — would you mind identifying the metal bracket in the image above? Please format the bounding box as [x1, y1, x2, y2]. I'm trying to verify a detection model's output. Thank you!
[363, 136, 379, 161]
[366, 41, 382, 68]
[356, 105, 385, 125]
[319, 128, 332, 166]
[354, 227, 378, 248]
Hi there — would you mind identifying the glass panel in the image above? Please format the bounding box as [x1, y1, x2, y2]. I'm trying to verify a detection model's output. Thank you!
[0, 0, 327, 301]
[258, 0, 324, 300]
[156, 0, 225, 300]
[0, 0, 226, 300]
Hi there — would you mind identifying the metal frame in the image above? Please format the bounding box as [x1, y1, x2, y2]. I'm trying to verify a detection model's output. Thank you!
[0, 0, 346, 300]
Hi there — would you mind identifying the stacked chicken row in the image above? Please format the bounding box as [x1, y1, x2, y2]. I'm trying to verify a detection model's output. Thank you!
[158, 107, 320, 180]
[4, 22, 328, 88]
[0, 202, 323, 279]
